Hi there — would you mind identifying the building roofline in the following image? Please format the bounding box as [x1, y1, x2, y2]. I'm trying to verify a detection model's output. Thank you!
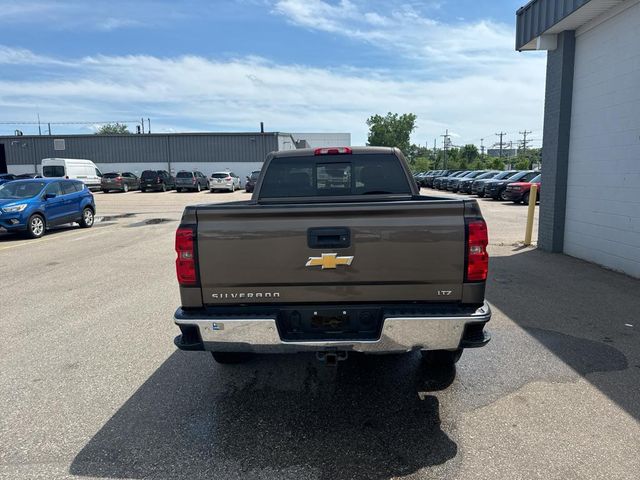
[0, 131, 283, 140]
[515, 0, 625, 51]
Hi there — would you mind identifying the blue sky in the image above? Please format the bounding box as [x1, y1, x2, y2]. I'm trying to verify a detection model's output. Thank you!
[0, 0, 546, 148]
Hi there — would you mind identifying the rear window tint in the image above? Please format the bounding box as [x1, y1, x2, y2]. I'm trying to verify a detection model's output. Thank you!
[176, 172, 193, 178]
[103, 173, 120, 178]
[259, 154, 411, 199]
[61, 182, 77, 195]
[212, 173, 230, 178]
[141, 171, 156, 179]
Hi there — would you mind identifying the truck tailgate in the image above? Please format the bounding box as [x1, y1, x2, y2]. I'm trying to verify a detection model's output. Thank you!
[196, 200, 466, 305]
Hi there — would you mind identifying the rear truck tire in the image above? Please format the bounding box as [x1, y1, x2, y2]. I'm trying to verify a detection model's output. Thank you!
[421, 348, 463, 366]
[123, 183, 129, 193]
[102, 189, 109, 193]
[211, 352, 252, 364]
[196, 183, 201, 192]
[177, 188, 182, 193]
[26, 214, 45, 239]
[140, 188, 146, 193]
[500, 189, 509, 201]
[512, 199, 521, 204]
[79, 207, 94, 228]
[161, 183, 167, 192]
[523, 192, 530, 205]
[231, 184, 235, 192]
[477, 191, 484, 198]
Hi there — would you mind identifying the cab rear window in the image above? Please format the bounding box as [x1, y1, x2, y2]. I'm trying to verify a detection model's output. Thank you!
[259, 154, 411, 199]
[176, 172, 193, 178]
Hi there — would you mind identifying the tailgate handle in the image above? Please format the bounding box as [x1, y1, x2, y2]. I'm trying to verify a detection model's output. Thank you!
[307, 227, 351, 249]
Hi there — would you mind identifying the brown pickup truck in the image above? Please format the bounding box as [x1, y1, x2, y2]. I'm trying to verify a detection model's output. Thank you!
[173, 146, 491, 366]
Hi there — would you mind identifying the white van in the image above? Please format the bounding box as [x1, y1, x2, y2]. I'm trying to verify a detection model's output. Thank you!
[41, 158, 103, 190]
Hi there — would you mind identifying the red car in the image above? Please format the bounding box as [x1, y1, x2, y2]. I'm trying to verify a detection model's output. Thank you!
[504, 174, 541, 204]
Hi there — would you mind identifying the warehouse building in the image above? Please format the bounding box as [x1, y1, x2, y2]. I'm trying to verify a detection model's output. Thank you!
[0, 131, 351, 181]
[517, 0, 640, 277]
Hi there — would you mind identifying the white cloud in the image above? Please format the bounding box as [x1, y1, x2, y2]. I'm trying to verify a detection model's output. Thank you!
[273, 0, 520, 69]
[0, 46, 546, 146]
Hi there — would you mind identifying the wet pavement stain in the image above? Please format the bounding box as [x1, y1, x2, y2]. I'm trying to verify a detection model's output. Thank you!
[128, 218, 173, 227]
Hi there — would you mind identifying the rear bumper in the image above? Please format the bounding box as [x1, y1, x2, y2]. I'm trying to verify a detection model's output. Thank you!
[174, 301, 491, 353]
[504, 190, 525, 201]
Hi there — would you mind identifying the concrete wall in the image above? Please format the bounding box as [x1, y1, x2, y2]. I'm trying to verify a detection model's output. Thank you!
[563, 1, 640, 277]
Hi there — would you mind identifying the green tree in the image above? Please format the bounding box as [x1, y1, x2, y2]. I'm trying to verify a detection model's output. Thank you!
[486, 156, 506, 170]
[366, 112, 417, 156]
[410, 156, 433, 173]
[96, 122, 130, 135]
[460, 144, 479, 166]
[514, 157, 531, 170]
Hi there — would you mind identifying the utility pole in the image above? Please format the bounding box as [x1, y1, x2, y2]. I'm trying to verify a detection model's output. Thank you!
[519, 130, 532, 152]
[440, 129, 451, 169]
[519, 130, 532, 168]
[480, 138, 485, 157]
[495, 132, 506, 158]
[147, 118, 151, 134]
[37, 113, 42, 136]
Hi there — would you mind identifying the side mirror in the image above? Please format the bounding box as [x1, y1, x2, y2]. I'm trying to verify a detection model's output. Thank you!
[44, 193, 56, 199]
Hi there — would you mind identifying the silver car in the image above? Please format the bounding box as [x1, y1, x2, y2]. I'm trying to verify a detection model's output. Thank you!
[210, 171, 241, 192]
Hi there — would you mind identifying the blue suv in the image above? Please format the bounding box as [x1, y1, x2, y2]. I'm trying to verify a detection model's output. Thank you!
[0, 179, 96, 238]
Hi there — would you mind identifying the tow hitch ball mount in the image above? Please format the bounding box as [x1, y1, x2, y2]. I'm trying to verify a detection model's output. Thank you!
[316, 351, 348, 366]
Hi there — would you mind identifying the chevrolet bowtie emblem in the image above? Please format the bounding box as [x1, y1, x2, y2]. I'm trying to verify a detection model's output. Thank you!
[306, 253, 354, 270]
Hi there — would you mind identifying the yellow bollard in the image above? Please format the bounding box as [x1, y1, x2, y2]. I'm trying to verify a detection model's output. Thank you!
[524, 184, 538, 246]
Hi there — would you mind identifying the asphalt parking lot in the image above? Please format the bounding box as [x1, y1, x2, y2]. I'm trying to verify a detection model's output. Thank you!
[1, 188, 638, 479]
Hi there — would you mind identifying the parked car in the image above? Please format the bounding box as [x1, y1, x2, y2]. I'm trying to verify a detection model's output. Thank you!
[0, 179, 95, 238]
[458, 171, 500, 194]
[101, 172, 140, 193]
[175, 171, 209, 192]
[424, 170, 450, 188]
[471, 170, 518, 197]
[436, 171, 470, 190]
[245, 170, 261, 193]
[0, 174, 17, 185]
[41, 158, 103, 191]
[210, 171, 241, 192]
[140, 170, 175, 192]
[484, 171, 539, 200]
[448, 170, 488, 192]
[504, 174, 542, 204]
[15, 173, 43, 179]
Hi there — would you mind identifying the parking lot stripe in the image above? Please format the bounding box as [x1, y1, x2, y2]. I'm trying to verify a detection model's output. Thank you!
[0, 225, 115, 251]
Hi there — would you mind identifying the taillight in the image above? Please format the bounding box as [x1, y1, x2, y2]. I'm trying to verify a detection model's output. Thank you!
[116, 177, 122, 183]
[466, 219, 489, 282]
[314, 147, 352, 155]
[175, 227, 197, 285]
[225, 176, 231, 181]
